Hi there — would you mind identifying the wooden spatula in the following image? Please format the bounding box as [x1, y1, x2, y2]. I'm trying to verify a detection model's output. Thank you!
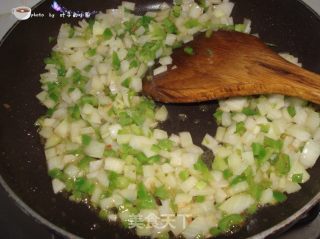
[143, 31, 320, 104]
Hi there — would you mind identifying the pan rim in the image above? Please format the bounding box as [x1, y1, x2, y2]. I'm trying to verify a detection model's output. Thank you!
[0, 0, 320, 238]
[0, 0, 82, 237]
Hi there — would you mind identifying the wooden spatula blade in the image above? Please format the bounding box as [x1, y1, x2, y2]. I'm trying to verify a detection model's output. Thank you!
[143, 31, 320, 104]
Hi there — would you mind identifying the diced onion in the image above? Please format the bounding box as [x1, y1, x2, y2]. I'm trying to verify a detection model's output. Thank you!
[300, 140, 320, 168]
[52, 179, 66, 194]
[85, 140, 105, 158]
[104, 157, 125, 173]
[219, 193, 255, 214]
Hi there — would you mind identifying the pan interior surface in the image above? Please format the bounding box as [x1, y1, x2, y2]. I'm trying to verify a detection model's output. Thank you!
[0, 0, 320, 238]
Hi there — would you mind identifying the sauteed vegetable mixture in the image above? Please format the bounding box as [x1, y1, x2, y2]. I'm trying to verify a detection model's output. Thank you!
[36, 0, 320, 238]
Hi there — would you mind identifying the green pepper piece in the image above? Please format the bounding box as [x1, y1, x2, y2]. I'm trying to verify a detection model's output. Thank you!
[218, 214, 244, 232]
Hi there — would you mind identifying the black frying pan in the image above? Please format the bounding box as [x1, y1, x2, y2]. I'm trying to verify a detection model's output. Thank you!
[0, 0, 320, 238]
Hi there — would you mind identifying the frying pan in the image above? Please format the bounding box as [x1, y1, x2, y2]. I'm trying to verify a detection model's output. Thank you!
[0, 0, 320, 238]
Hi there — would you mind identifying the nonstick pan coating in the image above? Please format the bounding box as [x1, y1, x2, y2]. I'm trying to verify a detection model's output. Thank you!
[0, 0, 320, 238]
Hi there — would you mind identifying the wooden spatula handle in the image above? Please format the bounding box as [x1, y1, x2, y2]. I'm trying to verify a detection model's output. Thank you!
[232, 52, 320, 104]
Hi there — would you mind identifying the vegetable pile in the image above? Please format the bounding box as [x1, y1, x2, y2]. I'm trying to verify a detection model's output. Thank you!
[36, 0, 320, 238]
